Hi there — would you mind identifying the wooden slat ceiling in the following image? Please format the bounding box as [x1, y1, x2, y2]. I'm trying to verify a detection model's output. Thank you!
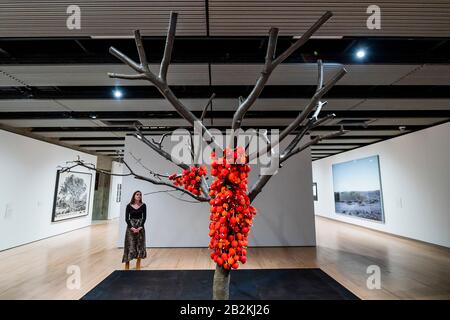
[209, 0, 450, 37]
[0, 1, 449, 37]
[2, 63, 450, 87]
[0, 64, 211, 86]
[0, 1, 449, 161]
[0, 0, 207, 37]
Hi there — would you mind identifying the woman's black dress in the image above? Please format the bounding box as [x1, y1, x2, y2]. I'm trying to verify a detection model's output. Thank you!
[122, 203, 147, 263]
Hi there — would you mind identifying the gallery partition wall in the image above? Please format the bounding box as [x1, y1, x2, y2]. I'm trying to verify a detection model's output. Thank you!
[119, 135, 316, 248]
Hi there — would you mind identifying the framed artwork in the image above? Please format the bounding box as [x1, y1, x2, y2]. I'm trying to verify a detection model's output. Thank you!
[332, 155, 385, 222]
[313, 182, 318, 201]
[52, 170, 92, 222]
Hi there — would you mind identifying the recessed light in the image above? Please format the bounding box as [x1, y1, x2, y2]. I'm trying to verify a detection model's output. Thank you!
[356, 49, 366, 59]
[113, 89, 123, 99]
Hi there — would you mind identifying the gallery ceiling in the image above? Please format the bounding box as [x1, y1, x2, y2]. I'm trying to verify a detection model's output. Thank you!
[1, 0, 449, 37]
[0, 0, 449, 160]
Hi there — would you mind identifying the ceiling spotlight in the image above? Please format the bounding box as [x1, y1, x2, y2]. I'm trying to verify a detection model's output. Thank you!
[356, 49, 366, 59]
[90, 114, 97, 119]
[113, 89, 123, 99]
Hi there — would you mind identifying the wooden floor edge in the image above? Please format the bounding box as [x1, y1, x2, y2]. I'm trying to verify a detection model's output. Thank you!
[315, 214, 450, 251]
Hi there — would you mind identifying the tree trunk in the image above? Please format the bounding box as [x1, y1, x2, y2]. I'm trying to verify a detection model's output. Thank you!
[213, 264, 231, 300]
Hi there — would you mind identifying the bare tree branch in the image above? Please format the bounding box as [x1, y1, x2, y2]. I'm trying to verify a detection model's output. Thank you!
[132, 130, 189, 170]
[133, 125, 212, 200]
[265, 28, 278, 63]
[101, 10, 350, 212]
[281, 128, 348, 164]
[201, 93, 216, 122]
[281, 113, 335, 158]
[278, 60, 332, 158]
[199, 176, 210, 198]
[188, 131, 196, 161]
[59, 162, 81, 174]
[230, 12, 333, 136]
[134, 30, 149, 72]
[185, 131, 211, 196]
[144, 189, 179, 196]
[109, 47, 143, 73]
[247, 57, 342, 204]
[248, 174, 271, 202]
[248, 66, 347, 161]
[160, 12, 178, 82]
[133, 175, 209, 202]
[280, 59, 327, 157]
[107, 12, 222, 152]
[60, 160, 133, 177]
[230, 27, 279, 135]
[108, 73, 146, 80]
[276, 66, 345, 141]
[271, 12, 333, 67]
[316, 59, 324, 90]
[244, 129, 258, 153]
[151, 132, 171, 148]
[128, 152, 173, 179]
[248, 128, 347, 202]
[133, 129, 212, 201]
[310, 113, 336, 129]
[281, 124, 311, 159]
[60, 158, 209, 202]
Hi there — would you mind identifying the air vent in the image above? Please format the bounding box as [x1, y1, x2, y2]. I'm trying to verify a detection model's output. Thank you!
[100, 120, 142, 127]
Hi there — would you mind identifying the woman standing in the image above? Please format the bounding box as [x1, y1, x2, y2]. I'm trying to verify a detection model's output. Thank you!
[123, 190, 147, 270]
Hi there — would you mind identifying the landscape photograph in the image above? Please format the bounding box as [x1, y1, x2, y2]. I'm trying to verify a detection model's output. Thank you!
[332, 155, 384, 222]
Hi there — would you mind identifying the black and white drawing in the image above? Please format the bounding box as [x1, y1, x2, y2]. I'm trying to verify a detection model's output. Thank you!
[52, 170, 92, 222]
[332, 155, 384, 222]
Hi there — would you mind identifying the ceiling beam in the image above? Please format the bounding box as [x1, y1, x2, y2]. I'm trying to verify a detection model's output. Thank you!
[0, 123, 100, 157]
[59, 137, 125, 141]
[2, 85, 450, 99]
[1, 110, 449, 119]
[0, 37, 449, 65]
[28, 125, 426, 132]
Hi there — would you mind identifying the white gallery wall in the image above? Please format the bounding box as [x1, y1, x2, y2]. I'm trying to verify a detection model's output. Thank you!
[313, 122, 450, 247]
[119, 135, 316, 247]
[107, 161, 124, 220]
[0, 130, 97, 251]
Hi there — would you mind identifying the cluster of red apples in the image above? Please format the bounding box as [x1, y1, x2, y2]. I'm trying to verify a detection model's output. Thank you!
[169, 146, 256, 270]
[208, 147, 256, 270]
[169, 165, 207, 196]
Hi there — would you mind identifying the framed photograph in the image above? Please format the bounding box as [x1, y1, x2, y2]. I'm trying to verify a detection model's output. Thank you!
[332, 155, 385, 223]
[52, 170, 92, 222]
[313, 182, 318, 201]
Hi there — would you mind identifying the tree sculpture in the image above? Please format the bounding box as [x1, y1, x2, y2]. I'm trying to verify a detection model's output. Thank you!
[62, 11, 348, 300]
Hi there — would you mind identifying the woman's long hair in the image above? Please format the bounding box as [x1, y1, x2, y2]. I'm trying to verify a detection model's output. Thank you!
[129, 190, 143, 205]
